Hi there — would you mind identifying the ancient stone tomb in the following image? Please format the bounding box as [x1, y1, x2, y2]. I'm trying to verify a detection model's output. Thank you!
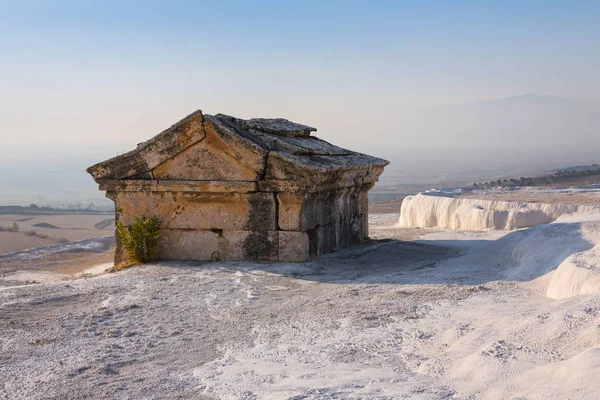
[87, 111, 388, 262]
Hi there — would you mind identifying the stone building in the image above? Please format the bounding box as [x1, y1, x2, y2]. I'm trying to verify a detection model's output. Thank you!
[87, 110, 388, 263]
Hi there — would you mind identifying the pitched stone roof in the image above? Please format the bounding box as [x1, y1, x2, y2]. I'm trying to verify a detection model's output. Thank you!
[87, 110, 388, 192]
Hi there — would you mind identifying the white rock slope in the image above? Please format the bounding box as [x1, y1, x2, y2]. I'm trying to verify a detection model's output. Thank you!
[399, 192, 599, 230]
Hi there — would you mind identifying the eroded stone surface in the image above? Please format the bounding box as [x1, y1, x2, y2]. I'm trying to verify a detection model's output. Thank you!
[156, 229, 220, 261]
[87, 150, 151, 181]
[204, 117, 268, 175]
[277, 186, 369, 232]
[137, 110, 205, 170]
[117, 228, 283, 262]
[215, 114, 316, 137]
[114, 191, 277, 231]
[153, 140, 259, 181]
[99, 180, 158, 192]
[278, 231, 309, 262]
[100, 180, 258, 193]
[156, 180, 258, 193]
[277, 192, 304, 231]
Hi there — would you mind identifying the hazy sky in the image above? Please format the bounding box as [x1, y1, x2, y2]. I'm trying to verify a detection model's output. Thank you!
[1, 0, 600, 159]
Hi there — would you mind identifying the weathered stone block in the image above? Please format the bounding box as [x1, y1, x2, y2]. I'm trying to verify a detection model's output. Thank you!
[304, 213, 365, 258]
[236, 116, 316, 137]
[258, 180, 302, 193]
[278, 231, 309, 262]
[99, 180, 158, 192]
[302, 191, 337, 230]
[153, 229, 279, 261]
[114, 191, 276, 231]
[221, 230, 279, 261]
[156, 180, 258, 193]
[363, 213, 369, 239]
[246, 192, 278, 231]
[308, 224, 337, 257]
[157, 229, 220, 261]
[277, 192, 304, 231]
[337, 214, 363, 247]
[277, 188, 363, 232]
[358, 187, 369, 215]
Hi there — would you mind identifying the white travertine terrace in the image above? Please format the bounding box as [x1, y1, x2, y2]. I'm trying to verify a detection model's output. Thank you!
[398, 192, 600, 230]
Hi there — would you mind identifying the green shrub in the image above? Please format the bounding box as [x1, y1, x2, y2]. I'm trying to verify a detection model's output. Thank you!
[116, 216, 161, 263]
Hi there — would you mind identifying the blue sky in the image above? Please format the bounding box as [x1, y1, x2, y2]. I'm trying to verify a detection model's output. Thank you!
[1, 0, 599, 155]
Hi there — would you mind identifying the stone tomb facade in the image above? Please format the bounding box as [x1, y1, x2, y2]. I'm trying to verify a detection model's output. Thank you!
[87, 111, 389, 263]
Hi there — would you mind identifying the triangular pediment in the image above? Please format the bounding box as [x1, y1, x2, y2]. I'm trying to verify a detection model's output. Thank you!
[87, 110, 389, 190]
[87, 111, 270, 182]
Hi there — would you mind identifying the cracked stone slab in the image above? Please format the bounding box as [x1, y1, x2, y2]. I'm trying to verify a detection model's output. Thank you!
[216, 113, 316, 137]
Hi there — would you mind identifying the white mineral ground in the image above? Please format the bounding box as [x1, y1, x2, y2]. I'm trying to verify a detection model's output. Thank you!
[2, 187, 600, 399]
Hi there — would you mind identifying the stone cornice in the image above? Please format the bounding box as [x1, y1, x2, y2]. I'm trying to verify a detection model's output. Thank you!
[99, 180, 259, 193]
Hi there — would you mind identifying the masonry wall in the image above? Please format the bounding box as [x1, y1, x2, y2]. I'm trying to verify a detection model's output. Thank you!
[109, 183, 371, 264]
[277, 184, 371, 257]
